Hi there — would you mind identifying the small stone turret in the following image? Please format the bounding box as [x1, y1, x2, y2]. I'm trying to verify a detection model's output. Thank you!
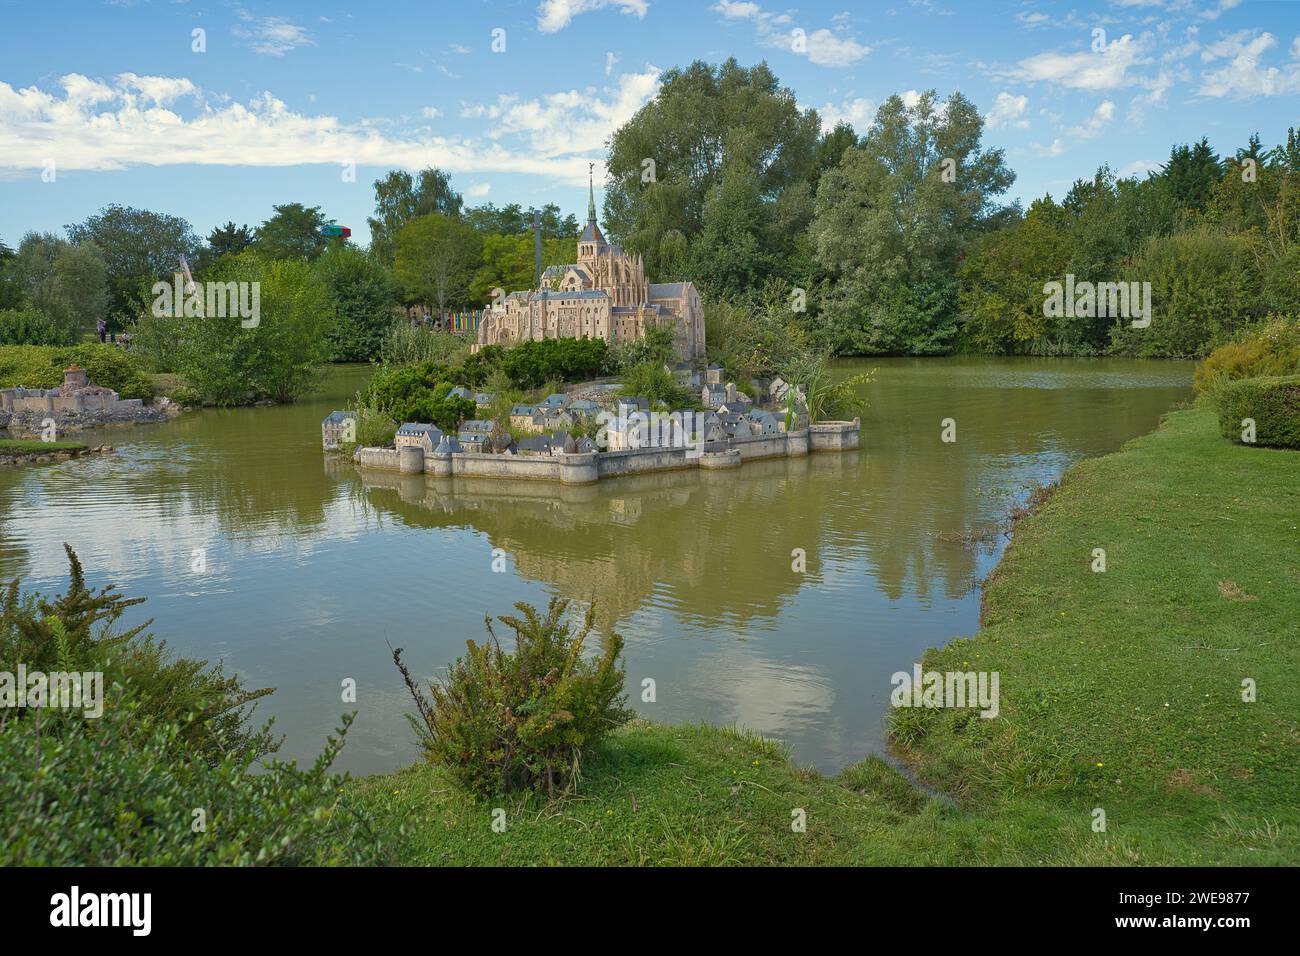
[63, 365, 89, 391]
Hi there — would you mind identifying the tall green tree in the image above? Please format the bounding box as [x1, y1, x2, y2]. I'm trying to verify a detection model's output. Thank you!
[1159, 137, 1222, 214]
[604, 58, 821, 282]
[315, 246, 399, 362]
[367, 168, 464, 263]
[468, 233, 577, 303]
[393, 213, 481, 315]
[65, 204, 198, 326]
[811, 90, 1015, 354]
[0, 238, 21, 311]
[254, 203, 334, 261]
[10, 233, 109, 342]
[207, 221, 255, 259]
[171, 252, 331, 405]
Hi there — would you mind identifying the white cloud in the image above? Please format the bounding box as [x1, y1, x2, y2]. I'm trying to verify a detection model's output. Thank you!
[985, 91, 1029, 129]
[459, 67, 662, 157]
[802, 29, 872, 66]
[449, 44, 470, 55]
[1068, 100, 1115, 139]
[1119, 159, 1161, 178]
[1199, 0, 1243, 22]
[605, 51, 619, 75]
[1006, 34, 1146, 90]
[465, 182, 491, 198]
[714, 0, 760, 18]
[232, 15, 314, 57]
[816, 96, 874, 132]
[0, 72, 617, 185]
[712, 1, 871, 67]
[1032, 138, 1065, 156]
[536, 0, 649, 34]
[1198, 31, 1300, 98]
[421, 106, 443, 119]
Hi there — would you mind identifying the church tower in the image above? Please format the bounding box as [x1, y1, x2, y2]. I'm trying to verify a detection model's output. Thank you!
[577, 163, 608, 269]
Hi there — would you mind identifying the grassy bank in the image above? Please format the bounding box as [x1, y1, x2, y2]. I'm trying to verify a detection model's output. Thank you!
[0, 438, 88, 455]
[351, 404, 1299, 865]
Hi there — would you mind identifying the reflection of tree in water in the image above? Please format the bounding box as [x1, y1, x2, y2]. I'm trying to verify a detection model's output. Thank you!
[160, 403, 341, 538]
[342, 449, 985, 631]
[337, 359, 1190, 628]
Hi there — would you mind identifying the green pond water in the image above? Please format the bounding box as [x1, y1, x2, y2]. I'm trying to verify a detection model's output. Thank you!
[0, 357, 1194, 775]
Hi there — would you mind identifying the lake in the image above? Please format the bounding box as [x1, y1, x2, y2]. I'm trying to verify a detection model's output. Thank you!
[0, 357, 1193, 775]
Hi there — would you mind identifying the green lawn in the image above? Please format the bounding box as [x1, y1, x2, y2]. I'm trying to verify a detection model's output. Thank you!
[0, 439, 88, 454]
[350, 404, 1299, 865]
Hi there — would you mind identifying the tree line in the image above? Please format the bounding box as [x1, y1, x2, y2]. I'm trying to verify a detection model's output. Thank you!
[601, 58, 1300, 360]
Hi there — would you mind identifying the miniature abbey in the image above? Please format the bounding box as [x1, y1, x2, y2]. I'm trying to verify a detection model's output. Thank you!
[475, 172, 705, 359]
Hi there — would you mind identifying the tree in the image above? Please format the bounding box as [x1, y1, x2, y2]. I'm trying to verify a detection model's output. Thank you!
[65, 204, 198, 327]
[604, 59, 821, 281]
[0, 237, 23, 311]
[1159, 138, 1222, 214]
[207, 221, 255, 260]
[10, 233, 109, 342]
[958, 198, 1072, 354]
[171, 252, 330, 405]
[466, 202, 577, 238]
[468, 233, 578, 303]
[691, 163, 768, 300]
[1109, 228, 1259, 358]
[315, 246, 398, 362]
[367, 168, 464, 263]
[393, 213, 481, 315]
[811, 90, 1015, 354]
[254, 203, 334, 261]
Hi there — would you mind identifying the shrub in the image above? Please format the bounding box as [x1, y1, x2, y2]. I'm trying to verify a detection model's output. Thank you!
[1109, 229, 1260, 359]
[0, 308, 68, 346]
[393, 599, 632, 797]
[0, 703, 392, 865]
[1212, 375, 1300, 449]
[378, 320, 470, 367]
[499, 337, 608, 389]
[619, 360, 696, 409]
[0, 549, 396, 865]
[2, 545, 273, 761]
[1194, 315, 1300, 392]
[0, 344, 152, 399]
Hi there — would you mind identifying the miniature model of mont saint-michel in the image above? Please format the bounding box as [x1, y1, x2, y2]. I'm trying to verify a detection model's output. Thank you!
[474, 171, 705, 360]
[341, 174, 859, 484]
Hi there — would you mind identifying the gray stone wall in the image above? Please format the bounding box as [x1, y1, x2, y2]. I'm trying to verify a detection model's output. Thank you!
[352, 420, 860, 485]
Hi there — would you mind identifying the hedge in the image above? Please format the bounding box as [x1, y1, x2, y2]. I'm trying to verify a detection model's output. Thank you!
[1212, 374, 1300, 449]
[0, 344, 153, 400]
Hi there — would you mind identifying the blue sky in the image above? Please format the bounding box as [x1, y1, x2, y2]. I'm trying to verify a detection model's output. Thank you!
[2, 0, 1298, 247]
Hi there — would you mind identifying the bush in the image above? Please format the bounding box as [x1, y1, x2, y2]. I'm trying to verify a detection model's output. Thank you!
[2, 545, 273, 761]
[619, 360, 696, 409]
[378, 321, 471, 367]
[1109, 229, 1260, 359]
[1194, 315, 1300, 392]
[0, 705, 392, 865]
[0, 308, 69, 346]
[0, 549, 396, 865]
[394, 599, 632, 797]
[499, 337, 608, 389]
[1212, 375, 1300, 449]
[0, 344, 152, 399]
[362, 360, 475, 429]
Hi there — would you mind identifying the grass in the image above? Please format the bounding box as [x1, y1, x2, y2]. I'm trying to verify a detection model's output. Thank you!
[349, 403, 1299, 865]
[0, 438, 88, 454]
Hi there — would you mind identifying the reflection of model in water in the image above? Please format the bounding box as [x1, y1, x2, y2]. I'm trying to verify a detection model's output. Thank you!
[332, 448, 876, 629]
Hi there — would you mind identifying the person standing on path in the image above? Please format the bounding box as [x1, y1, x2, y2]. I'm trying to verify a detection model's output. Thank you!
[97, 316, 107, 343]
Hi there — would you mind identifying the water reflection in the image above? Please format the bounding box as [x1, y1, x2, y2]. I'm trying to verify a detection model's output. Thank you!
[0, 358, 1192, 774]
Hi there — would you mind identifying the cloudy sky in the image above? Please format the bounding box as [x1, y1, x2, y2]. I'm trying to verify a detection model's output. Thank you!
[2, 0, 1298, 246]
